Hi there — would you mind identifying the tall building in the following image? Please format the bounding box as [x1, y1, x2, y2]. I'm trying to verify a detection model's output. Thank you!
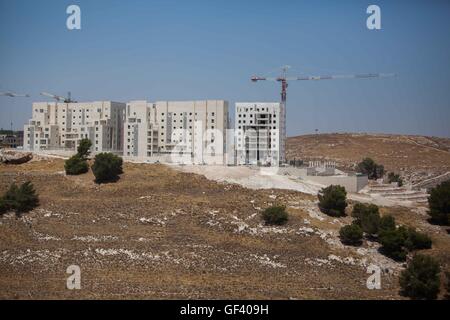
[124, 100, 158, 158]
[124, 100, 229, 164]
[235, 102, 285, 166]
[24, 101, 126, 153]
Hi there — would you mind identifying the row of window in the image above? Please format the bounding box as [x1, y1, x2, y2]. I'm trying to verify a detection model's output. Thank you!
[34, 107, 110, 113]
[237, 113, 277, 118]
[237, 126, 278, 130]
[161, 112, 215, 116]
[237, 120, 276, 124]
[237, 107, 277, 112]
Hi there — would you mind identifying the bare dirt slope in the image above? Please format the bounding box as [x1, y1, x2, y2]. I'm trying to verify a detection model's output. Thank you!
[287, 133, 450, 185]
[0, 159, 448, 299]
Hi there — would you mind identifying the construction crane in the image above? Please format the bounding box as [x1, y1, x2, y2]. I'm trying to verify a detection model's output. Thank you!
[251, 65, 396, 106]
[40, 91, 76, 103]
[251, 65, 396, 163]
[0, 91, 30, 98]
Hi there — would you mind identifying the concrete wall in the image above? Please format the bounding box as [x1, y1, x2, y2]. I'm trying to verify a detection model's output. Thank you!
[279, 167, 368, 193]
[303, 174, 368, 193]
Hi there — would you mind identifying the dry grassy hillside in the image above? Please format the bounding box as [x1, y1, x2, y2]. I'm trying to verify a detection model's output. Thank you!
[287, 133, 450, 185]
[1, 158, 449, 299]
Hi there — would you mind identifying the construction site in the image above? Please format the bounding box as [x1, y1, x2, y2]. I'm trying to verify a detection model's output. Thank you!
[1, 65, 449, 300]
[0, 64, 442, 219]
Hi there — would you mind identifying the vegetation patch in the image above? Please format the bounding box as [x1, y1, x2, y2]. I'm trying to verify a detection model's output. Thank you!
[399, 254, 441, 300]
[339, 223, 363, 246]
[92, 153, 124, 183]
[427, 180, 450, 226]
[357, 157, 384, 180]
[0, 181, 39, 217]
[318, 185, 347, 217]
[262, 205, 288, 225]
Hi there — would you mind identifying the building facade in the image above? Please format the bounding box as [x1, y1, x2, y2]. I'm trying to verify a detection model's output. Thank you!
[235, 102, 285, 166]
[24, 101, 126, 153]
[124, 100, 229, 164]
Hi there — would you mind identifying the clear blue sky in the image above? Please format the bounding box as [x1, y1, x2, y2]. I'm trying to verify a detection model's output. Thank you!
[1, 0, 449, 137]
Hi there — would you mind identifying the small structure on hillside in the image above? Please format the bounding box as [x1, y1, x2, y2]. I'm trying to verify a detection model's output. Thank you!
[281, 160, 368, 193]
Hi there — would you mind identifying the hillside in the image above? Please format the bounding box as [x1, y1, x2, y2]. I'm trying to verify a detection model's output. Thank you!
[287, 133, 450, 186]
[1, 158, 449, 299]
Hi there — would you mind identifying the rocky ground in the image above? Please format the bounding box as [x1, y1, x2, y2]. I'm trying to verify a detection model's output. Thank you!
[287, 133, 450, 187]
[0, 158, 448, 299]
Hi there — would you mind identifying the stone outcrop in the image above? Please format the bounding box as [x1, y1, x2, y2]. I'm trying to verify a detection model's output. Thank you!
[0, 149, 33, 164]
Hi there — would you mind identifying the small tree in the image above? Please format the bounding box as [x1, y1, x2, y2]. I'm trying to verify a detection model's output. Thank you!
[92, 153, 123, 183]
[318, 185, 347, 217]
[445, 271, 450, 300]
[388, 172, 403, 187]
[360, 211, 380, 236]
[399, 254, 441, 300]
[3, 181, 39, 215]
[357, 158, 384, 180]
[339, 223, 363, 246]
[379, 215, 396, 233]
[65, 154, 89, 175]
[427, 180, 450, 225]
[77, 138, 92, 159]
[262, 205, 288, 225]
[352, 203, 380, 236]
[352, 203, 377, 219]
[379, 228, 408, 261]
[64, 139, 92, 176]
[0, 197, 8, 216]
[405, 228, 432, 250]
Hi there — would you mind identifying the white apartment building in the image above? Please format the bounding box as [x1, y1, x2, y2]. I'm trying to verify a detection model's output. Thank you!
[124, 100, 158, 158]
[235, 102, 285, 166]
[24, 101, 126, 153]
[124, 100, 229, 164]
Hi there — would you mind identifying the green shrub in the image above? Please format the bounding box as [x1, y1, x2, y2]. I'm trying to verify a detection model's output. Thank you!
[352, 203, 380, 236]
[262, 205, 288, 225]
[352, 203, 377, 219]
[92, 153, 123, 183]
[405, 228, 432, 250]
[379, 228, 408, 261]
[357, 158, 384, 180]
[339, 224, 363, 246]
[0, 197, 8, 216]
[3, 181, 39, 215]
[388, 172, 403, 187]
[427, 180, 450, 225]
[399, 254, 441, 300]
[64, 138, 92, 175]
[379, 215, 396, 233]
[360, 212, 381, 236]
[65, 154, 89, 175]
[77, 138, 92, 159]
[318, 185, 347, 217]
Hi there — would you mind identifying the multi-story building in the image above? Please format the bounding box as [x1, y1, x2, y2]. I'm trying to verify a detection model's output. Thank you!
[235, 102, 285, 166]
[124, 100, 158, 158]
[24, 101, 125, 153]
[124, 100, 229, 164]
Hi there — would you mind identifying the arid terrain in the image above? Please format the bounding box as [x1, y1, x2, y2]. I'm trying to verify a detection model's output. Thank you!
[0, 156, 449, 299]
[287, 133, 450, 187]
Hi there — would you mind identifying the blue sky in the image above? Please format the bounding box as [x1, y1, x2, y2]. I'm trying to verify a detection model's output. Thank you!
[1, 0, 449, 137]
